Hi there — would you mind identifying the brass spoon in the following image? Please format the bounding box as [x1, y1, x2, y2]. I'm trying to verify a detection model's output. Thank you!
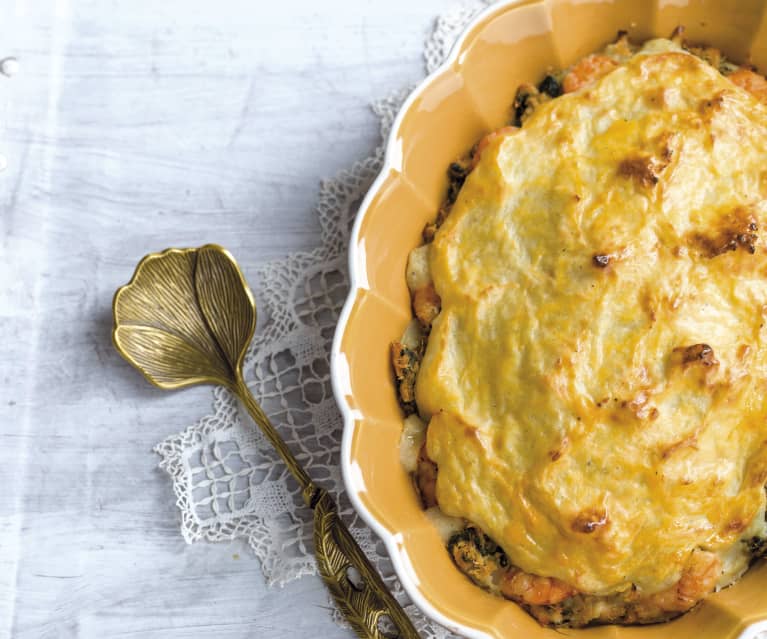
[113, 244, 419, 639]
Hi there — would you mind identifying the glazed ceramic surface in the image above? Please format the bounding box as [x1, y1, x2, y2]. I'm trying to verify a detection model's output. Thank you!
[331, 1, 767, 637]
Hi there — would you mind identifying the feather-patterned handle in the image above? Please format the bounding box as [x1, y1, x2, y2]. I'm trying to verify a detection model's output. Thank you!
[236, 381, 419, 639]
[113, 245, 418, 638]
[313, 490, 421, 639]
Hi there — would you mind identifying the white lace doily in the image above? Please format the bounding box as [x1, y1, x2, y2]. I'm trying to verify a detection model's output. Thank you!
[154, 3, 767, 638]
[153, 4, 489, 636]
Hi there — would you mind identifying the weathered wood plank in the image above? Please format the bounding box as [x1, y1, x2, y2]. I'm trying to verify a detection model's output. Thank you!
[0, 1, 448, 637]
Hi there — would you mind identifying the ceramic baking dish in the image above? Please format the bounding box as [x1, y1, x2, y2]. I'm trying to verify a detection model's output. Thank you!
[331, 1, 767, 636]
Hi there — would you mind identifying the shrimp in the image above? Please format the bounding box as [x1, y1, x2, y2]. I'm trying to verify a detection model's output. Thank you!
[414, 443, 438, 508]
[728, 67, 767, 104]
[500, 568, 577, 606]
[644, 549, 721, 613]
[562, 54, 618, 93]
[470, 126, 517, 169]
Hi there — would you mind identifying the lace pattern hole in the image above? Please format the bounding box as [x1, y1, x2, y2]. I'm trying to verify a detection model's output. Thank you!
[346, 565, 364, 592]
[377, 613, 399, 639]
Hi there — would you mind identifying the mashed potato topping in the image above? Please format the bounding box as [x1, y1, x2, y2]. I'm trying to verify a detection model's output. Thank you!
[415, 39, 767, 598]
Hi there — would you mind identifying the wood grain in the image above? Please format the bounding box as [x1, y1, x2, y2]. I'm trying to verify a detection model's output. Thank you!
[0, 1, 448, 637]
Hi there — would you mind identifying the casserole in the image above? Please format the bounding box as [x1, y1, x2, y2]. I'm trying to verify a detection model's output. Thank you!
[332, 1, 767, 636]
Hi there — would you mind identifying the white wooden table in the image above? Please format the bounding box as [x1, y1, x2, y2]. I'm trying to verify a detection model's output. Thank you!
[0, 2, 449, 636]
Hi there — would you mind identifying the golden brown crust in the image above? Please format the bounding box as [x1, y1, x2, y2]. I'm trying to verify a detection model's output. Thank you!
[687, 207, 758, 257]
[617, 154, 669, 188]
[670, 343, 719, 368]
[400, 31, 767, 630]
[571, 508, 609, 534]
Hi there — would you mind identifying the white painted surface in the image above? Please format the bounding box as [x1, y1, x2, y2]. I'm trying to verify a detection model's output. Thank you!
[0, 2, 448, 637]
[4, 3, 766, 638]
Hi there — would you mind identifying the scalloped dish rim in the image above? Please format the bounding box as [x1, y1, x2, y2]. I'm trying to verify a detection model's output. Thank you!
[330, 1, 767, 637]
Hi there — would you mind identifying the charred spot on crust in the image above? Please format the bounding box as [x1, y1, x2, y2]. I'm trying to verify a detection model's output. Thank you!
[390, 341, 422, 415]
[671, 343, 718, 368]
[689, 208, 758, 257]
[593, 253, 612, 267]
[571, 508, 609, 534]
[617, 155, 665, 188]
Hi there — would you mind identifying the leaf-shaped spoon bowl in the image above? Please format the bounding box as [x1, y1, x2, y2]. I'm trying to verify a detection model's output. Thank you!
[113, 244, 419, 639]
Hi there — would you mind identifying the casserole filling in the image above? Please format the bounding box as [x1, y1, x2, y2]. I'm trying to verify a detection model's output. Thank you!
[393, 31, 767, 628]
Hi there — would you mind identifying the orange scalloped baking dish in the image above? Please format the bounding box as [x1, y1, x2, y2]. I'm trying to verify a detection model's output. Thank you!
[331, 1, 767, 637]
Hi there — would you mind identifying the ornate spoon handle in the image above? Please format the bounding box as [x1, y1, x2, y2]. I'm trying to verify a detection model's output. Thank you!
[236, 379, 420, 639]
[113, 245, 419, 639]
